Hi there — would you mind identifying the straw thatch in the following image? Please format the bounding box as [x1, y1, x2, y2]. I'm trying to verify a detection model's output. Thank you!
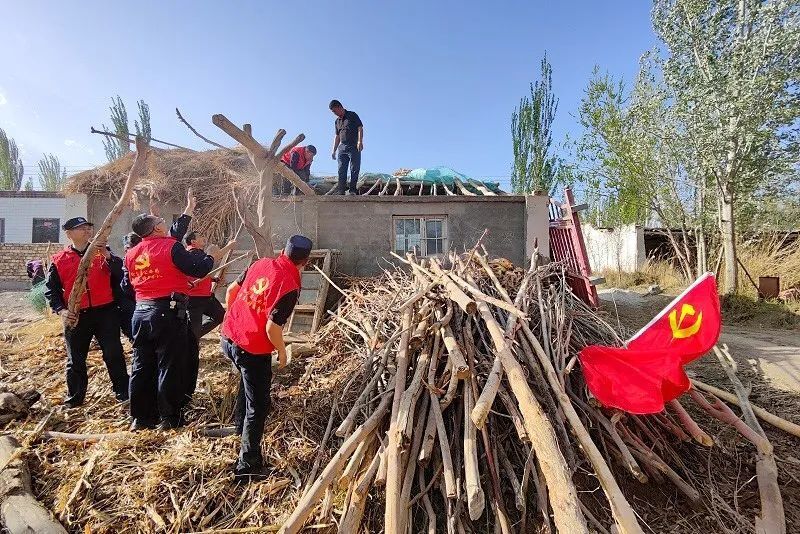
[66, 147, 255, 243]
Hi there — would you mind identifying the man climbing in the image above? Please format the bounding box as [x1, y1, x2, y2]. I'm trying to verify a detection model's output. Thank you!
[122, 214, 235, 430]
[329, 99, 364, 195]
[275, 144, 316, 195]
[220, 235, 312, 481]
[44, 217, 130, 408]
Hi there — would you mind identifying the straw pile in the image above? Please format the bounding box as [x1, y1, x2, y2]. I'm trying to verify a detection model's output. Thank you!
[1, 253, 800, 533]
[65, 147, 254, 242]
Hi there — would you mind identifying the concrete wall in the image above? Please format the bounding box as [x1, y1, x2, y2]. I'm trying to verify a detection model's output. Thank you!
[268, 195, 549, 275]
[583, 224, 645, 272]
[87, 194, 551, 277]
[0, 192, 87, 244]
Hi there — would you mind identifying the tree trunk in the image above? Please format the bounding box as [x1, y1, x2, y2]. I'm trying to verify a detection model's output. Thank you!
[0, 436, 67, 534]
[720, 185, 738, 294]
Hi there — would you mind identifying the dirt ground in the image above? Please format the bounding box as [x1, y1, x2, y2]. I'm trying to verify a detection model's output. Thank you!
[0, 290, 42, 335]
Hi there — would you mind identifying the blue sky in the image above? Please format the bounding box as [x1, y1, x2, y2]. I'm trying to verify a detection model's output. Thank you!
[1, 1, 656, 190]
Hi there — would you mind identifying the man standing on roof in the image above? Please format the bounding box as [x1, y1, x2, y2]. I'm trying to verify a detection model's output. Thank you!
[220, 235, 312, 481]
[45, 217, 130, 408]
[330, 100, 363, 195]
[122, 214, 235, 430]
[276, 144, 316, 196]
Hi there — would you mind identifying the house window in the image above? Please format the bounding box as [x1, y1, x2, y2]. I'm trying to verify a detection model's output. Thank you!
[0, 218, 4, 243]
[32, 218, 60, 243]
[393, 216, 447, 257]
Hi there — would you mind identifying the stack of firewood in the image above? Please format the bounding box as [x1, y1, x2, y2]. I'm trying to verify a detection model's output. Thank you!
[279, 248, 790, 534]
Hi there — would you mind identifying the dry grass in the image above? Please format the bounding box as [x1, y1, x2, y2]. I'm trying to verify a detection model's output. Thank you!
[736, 235, 800, 297]
[0, 317, 361, 533]
[65, 147, 255, 243]
[598, 259, 686, 293]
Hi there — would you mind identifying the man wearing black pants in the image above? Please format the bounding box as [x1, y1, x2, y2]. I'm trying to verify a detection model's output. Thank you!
[117, 197, 195, 343]
[184, 231, 226, 340]
[122, 214, 234, 430]
[45, 217, 129, 407]
[330, 99, 364, 195]
[220, 235, 311, 481]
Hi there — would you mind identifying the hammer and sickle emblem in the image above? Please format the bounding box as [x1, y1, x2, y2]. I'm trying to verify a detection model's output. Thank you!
[251, 277, 269, 295]
[134, 252, 151, 270]
[669, 303, 703, 339]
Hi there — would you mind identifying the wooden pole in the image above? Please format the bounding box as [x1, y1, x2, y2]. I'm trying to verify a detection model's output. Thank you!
[67, 136, 149, 319]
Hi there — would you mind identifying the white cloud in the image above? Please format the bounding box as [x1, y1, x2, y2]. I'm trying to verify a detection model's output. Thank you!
[0, 91, 6, 106]
[64, 138, 95, 156]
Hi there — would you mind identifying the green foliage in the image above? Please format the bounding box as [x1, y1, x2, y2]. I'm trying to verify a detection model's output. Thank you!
[0, 127, 24, 190]
[37, 153, 67, 191]
[511, 54, 561, 194]
[135, 99, 151, 142]
[101, 96, 152, 162]
[102, 95, 131, 162]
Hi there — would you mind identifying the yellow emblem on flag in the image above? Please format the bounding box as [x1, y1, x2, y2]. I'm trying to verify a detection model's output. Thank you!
[669, 304, 703, 339]
[134, 252, 151, 270]
[251, 277, 269, 295]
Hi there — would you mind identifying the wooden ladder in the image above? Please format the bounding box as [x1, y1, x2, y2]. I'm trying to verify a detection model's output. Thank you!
[287, 249, 334, 335]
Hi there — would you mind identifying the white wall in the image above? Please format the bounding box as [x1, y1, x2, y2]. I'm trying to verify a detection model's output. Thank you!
[583, 224, 645, 272]
[0, 193, 87, 243]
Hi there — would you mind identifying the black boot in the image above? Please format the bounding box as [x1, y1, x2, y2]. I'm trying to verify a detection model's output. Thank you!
[130, 418, 156, 431]
[234, 464, 271, 483]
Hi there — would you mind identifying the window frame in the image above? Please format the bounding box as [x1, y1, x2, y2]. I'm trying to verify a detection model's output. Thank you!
[31, 217, 61, 244]
[391, 215, 448, 258]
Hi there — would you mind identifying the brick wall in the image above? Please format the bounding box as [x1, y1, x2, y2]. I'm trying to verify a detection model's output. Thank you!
[0, 243, 64, 282]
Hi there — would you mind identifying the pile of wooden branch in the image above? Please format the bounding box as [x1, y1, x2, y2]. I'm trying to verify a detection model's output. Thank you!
[281, 249, 791, 534]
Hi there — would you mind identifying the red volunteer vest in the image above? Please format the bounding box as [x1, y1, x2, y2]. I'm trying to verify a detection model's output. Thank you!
[222, 254, 301, 355]
[186, 246, 213, 297]
[51, 246, 114, 310]
[125, 236, 189, 300]
[280, 146, 311, 170]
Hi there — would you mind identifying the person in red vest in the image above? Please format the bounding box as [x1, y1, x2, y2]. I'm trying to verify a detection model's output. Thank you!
[275, 144, 316, 195]
[122, 214, 235, 430]
[182, 230, 227, 400]
[44, 217, 129, 408]
[221, 235, 312, 481]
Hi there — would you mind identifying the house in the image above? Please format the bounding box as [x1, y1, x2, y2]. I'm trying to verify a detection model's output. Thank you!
[0, 191, 88, 288]
[65, 148, 550, 279]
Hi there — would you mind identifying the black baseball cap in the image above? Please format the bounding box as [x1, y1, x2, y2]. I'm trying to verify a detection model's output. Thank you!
[285, 235, 313, 262]
[62, 217, 93, 230]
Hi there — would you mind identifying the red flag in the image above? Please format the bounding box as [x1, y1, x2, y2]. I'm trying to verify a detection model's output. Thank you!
[579, 345, 690, 414]
[626, 272, 721, 362]
[578, 273, 721, 414]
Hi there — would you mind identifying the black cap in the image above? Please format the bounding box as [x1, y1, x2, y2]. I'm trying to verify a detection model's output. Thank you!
[62, 217, 93, 230]
[306, 145, 317, 155]
[285, 235, 313, 262]
[131, 214, 160, 237]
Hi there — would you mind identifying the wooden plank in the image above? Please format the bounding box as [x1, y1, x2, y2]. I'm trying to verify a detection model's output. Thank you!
[301, 272, 322, 290]
[312, 251, 332, 333]
[294, 304, 317, 313]
[299, 289, 319, 305]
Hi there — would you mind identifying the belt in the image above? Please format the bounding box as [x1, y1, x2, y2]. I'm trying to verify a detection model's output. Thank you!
[136, 293, 189, 311]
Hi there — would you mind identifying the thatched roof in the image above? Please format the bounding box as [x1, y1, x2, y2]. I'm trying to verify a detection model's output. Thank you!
[66, 147, 255, 241]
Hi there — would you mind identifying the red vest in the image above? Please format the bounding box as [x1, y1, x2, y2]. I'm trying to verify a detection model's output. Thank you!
[125, 236, 189, 300]
[51, 246, 114, 310]
[280, 146, 311, 170]
[186, 246, 213, 297]
[222, 254, 301, 355]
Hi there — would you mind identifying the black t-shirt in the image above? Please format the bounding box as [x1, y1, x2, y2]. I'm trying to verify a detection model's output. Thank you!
[335, 110, 363, 147]
[236, 268, 299, 326]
